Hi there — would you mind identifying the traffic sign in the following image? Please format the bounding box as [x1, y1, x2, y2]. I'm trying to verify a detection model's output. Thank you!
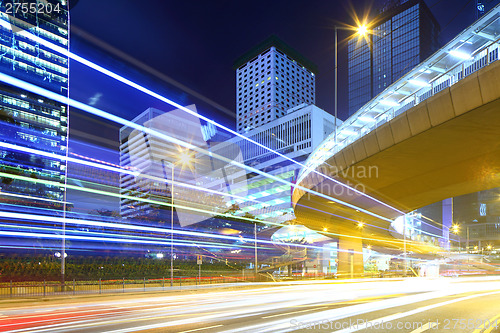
[197, 255, 202, 265]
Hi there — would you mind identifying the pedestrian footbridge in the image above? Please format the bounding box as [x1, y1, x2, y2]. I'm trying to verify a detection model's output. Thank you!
[292, 7, 500, 275]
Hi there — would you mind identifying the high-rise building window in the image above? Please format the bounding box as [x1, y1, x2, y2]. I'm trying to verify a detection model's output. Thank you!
[347, 0, 439, 116]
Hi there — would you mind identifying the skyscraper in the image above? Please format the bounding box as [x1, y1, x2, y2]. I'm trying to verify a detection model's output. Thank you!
[232, 36, 341, 224]
[119, 107, 204, 221]
[119, 106, 234, 223]
[228, 104, 339, 223]
[0, 1, 70, 211]
[348, 0, 440, 115]
[233, 35, 317, 133]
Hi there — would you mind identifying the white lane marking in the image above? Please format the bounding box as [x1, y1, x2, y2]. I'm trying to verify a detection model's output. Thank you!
[262, 307, 328, 319]
[178, 324, 224, 333]
[410, 321, 439, 333]
[332, 290, 500, 333]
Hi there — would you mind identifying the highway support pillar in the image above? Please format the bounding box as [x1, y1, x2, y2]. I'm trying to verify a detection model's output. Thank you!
[337, 234, 363, 279]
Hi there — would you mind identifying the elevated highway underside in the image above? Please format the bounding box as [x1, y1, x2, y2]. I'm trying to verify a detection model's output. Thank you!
[293, 60, 500, 261]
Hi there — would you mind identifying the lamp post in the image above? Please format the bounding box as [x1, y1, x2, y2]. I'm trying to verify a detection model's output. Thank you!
[254, 222, 258, 279]
[466, 225, 470, 253]
[466, 225, 470, 270]
[452, 224, 460, 253]
[161, 160, 176, 287]
[161, 151, 193, 287]
[403, 215, 407, 277]
[334, 23, 371, 145]
[334, 26, 338, 146]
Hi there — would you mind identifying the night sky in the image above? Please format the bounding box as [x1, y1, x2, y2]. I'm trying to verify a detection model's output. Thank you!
[70, 0, 483, 124]
[64, 0, 492, 213]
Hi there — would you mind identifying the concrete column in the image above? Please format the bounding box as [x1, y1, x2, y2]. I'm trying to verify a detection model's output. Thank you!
[442, 198, 453, 250]
[337, 234, 363, 279]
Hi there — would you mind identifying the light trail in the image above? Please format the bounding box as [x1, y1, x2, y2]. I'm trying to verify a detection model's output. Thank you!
[331, 290, 500, 333]
[0, 229, 252, 249]
[0, 211, 339, 253]
[0, 141, 267, 207]
[3, 277, 498, 333]
[0, 167, 434, 253]
[0, 222, 266, 251]
[0, 15, 406, 218]
[0, 170, 288, 229]
[0, 72, 397, 229]
[0, 197, 417, 254]
[0, 166, 427, 252]
[0, 18, 436, 254]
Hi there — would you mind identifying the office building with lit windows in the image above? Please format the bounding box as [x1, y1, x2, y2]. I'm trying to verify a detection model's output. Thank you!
[348, 0, 440, 115]
[119, 106, 234, 222]
[229, 104, 340, 223]
[233, 35, 317, 133]
[231, 37, 341, 224]
[0, 1, 70, 211]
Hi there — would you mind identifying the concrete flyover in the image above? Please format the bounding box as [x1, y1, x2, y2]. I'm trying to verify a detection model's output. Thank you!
[292, 60, 500, 276]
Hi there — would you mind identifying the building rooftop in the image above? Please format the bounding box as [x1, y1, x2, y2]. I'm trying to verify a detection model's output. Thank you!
[233, 35, 318, 73]
[374, 0, 440, 30]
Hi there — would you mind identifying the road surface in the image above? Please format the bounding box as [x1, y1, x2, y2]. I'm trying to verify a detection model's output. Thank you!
[0, 276, 499, 332]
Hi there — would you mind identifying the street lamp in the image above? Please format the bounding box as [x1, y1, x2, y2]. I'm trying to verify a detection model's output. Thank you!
[161, 150, 194, 287]
[452, 224, 460, 253]
[334, 22, 372, 146]
[357, 25, 368, 36]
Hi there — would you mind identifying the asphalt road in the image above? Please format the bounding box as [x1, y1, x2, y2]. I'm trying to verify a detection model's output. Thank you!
[0, 276, 499, 333]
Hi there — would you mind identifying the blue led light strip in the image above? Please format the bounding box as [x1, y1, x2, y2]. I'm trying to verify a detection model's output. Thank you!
[0, 223, 263, 250]
[0, 141, 263, 206]
[0, 211, 333, 252]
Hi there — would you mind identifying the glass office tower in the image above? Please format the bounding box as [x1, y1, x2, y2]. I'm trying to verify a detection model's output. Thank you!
[0, 1, 69, 212]
[348, 0, 440, 115]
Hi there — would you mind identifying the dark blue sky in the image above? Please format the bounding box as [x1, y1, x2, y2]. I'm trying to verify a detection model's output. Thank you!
[69, 0, 485, 124]
[64, 0, 493, 213]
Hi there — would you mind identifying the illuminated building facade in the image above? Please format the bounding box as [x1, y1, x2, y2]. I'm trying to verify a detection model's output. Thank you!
[119, 106, 233, 223]
[230, 104, 340, 223]
[232, 37, 338, 224]
[348, 0, 440, 115]
[0, 1, 69, 211]
[120, 108, 192, 220]
[234, 35, 317, 133]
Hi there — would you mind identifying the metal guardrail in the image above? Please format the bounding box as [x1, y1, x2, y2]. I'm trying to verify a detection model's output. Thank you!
[0, 273, 416, 298]
[0, 275, 267, 298]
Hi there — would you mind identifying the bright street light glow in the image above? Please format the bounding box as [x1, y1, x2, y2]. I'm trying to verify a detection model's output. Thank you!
[357, 25, 368, 36]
